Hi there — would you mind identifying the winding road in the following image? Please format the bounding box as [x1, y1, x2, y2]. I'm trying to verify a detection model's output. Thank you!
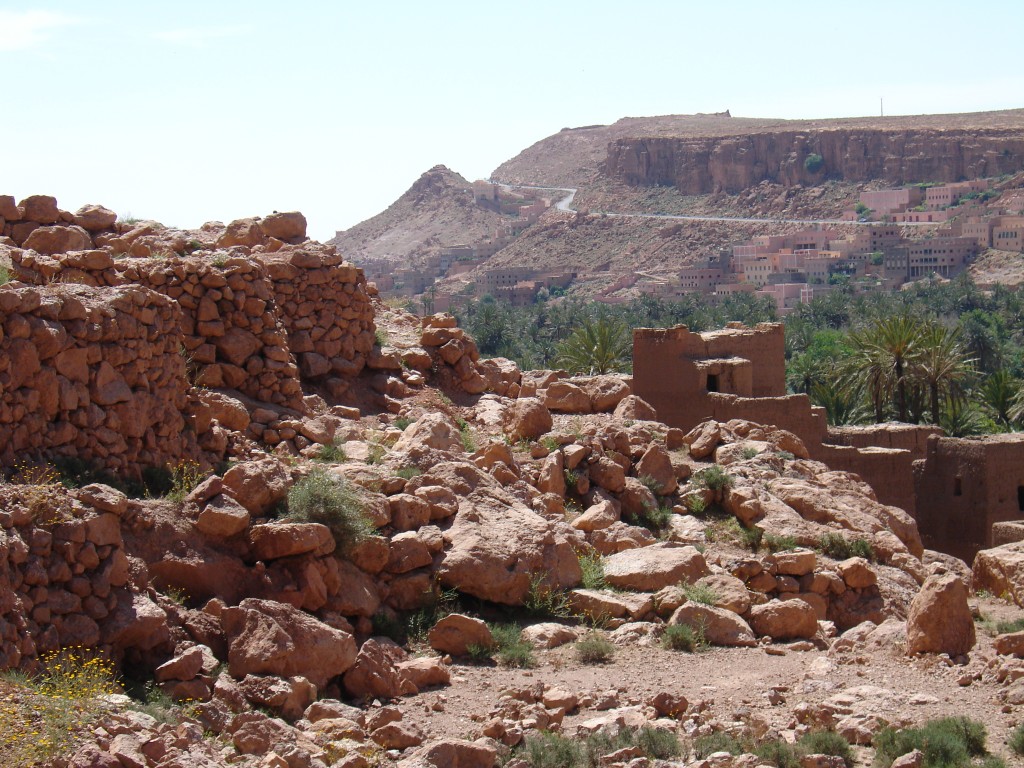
[492, 181, 935, 228]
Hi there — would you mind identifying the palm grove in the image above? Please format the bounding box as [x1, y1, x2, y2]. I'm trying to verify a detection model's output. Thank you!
[454, 275, 1024, 436]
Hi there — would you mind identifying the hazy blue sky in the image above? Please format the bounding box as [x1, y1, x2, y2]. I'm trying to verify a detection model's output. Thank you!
[3, 1, 1023, 241]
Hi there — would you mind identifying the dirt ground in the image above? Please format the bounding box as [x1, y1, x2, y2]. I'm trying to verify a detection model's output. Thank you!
[392, 594, 1024, 765]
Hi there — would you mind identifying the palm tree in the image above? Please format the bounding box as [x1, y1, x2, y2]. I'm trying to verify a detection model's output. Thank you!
[914, 324, 975, 425]
[846, 314, 923, 423]
[554, 316, 632, 375]
[810, 378, 869, 426]
[983, 368, 1021, 430]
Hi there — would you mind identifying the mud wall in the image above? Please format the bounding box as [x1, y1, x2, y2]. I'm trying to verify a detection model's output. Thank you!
[915, 434, 1024, 563]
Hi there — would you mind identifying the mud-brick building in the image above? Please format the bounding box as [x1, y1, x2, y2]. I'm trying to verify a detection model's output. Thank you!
[632, 322, 824, 445]
[914, 434, 1024, 563]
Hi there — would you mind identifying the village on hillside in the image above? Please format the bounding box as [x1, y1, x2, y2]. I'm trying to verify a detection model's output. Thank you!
[363, 176, 1024, 316]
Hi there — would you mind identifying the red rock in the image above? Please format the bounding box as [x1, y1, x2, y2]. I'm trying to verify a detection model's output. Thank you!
[221, 598, 357, 689]
[428, 614, 493, 656]
[342, 638, 416, 699]
[505, 398, 552, 441]
[906, 573, 975, 656]
[197, 494, 250, 537]
[262, 211, 307, 241]
[23, 225, 92, 254]
[748, 599, 819, 640]
[73, 204, 118, 231]
[19, 194, 60, 224]
[403, 739, 497, 768]
[602, 543, 707, 591]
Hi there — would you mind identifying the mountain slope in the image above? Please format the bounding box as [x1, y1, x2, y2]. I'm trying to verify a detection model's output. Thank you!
[328, 165, 506, 268]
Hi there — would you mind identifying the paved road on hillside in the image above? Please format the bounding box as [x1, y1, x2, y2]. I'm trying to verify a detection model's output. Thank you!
[492, 182, 934, 228]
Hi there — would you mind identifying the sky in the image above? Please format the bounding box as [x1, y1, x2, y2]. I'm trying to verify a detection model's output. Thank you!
[3, 1, 1023, 242]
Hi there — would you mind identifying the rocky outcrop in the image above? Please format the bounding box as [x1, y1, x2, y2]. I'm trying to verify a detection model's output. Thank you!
[604, 128, 1024, 194]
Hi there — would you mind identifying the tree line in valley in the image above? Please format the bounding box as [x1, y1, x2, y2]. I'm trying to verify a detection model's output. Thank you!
[453, 276, 1024, 436]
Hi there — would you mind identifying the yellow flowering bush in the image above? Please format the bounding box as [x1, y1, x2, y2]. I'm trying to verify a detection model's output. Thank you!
[0, 646, 119, 765]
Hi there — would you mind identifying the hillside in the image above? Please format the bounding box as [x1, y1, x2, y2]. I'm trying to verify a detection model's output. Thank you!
[327, 165, 507, 269]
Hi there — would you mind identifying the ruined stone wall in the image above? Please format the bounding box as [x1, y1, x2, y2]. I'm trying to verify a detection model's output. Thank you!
[9, 246, 376, 412]
[0, 283, 193, 476]
[256, 250, 376, 383]
[915, 434, 1024, 562]
[0, 487, 140, 670]
[605, 128, 1024, 194]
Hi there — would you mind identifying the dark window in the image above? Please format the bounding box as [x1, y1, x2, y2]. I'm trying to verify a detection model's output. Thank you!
[1018, 486, 1024, 512]
[706, 374, 719, 393]
[954, 477, 962, 496]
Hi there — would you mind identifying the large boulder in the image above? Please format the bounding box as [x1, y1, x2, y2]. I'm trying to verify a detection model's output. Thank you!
[399, 739, 498, 768]
[435, 480, 581, 605]
[602, 543, 708, 591]
[223, 459, 291, 515]
[342, 638, 416, 699]
[905, 573, 975, 656]
[428, 614, 493, 656]
[22, 225, 92, 254]
[393, 412, 464, 454]
[669, 603, 756, 647]
[261, 211, 307, 241]
[973, 541, 1024, 605]
[505, 397, 552, 442]
[748, 599, 819, 640]
[221, 599, 356, 689]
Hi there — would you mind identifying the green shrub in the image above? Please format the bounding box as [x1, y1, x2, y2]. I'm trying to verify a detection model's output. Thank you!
[575, 631, 615, 664]
[374, 327, 388, 346]
[394, 416, 414, 431]
[996, 617, 1024, 634]
[682, 582, 719, 606]
[741, 446, 761, 460]
[524, 574, 571, 618]
[740, 525, 764, 552]
[639, 474, 662, 495]
[489, 623, 536, 668]
[636, 727, 682, 759]
[395, 466, 422, 480]
[286, 467, 372, 551]
[693, 465, 734, 491]
[627, 503, 673, 533]
[763, 534, 798, 553]
[1010, 723, 1024, 756]
[0, 264, 10, 286]
[662, 623, 705, 652]
[564, 468, 580, 488]
[466, 643, 493, 664]
[685, 494, 708, 515]
[798, 730, 853, 768]
[804, 153, 824, 173]
[873, 717, 988, 768]
[693, 732, 744, 759]
[521, 731, 583, 768]
[818, 532, 875, 562]
[578, 551, 606, 590]
[755, 738, 799, 768]
[316, 441, 347, 463]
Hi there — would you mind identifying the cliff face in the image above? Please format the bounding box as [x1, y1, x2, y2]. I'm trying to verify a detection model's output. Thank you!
[604, 129, 1024, 193]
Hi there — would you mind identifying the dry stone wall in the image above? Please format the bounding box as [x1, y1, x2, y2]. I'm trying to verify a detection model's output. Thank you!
[0, 283, 193, 475]
[0, 484, 152, 671]
[9, 246, 375, 413]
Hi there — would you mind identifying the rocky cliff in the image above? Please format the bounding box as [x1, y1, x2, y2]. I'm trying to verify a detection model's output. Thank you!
[604, 128, 1024, 193]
